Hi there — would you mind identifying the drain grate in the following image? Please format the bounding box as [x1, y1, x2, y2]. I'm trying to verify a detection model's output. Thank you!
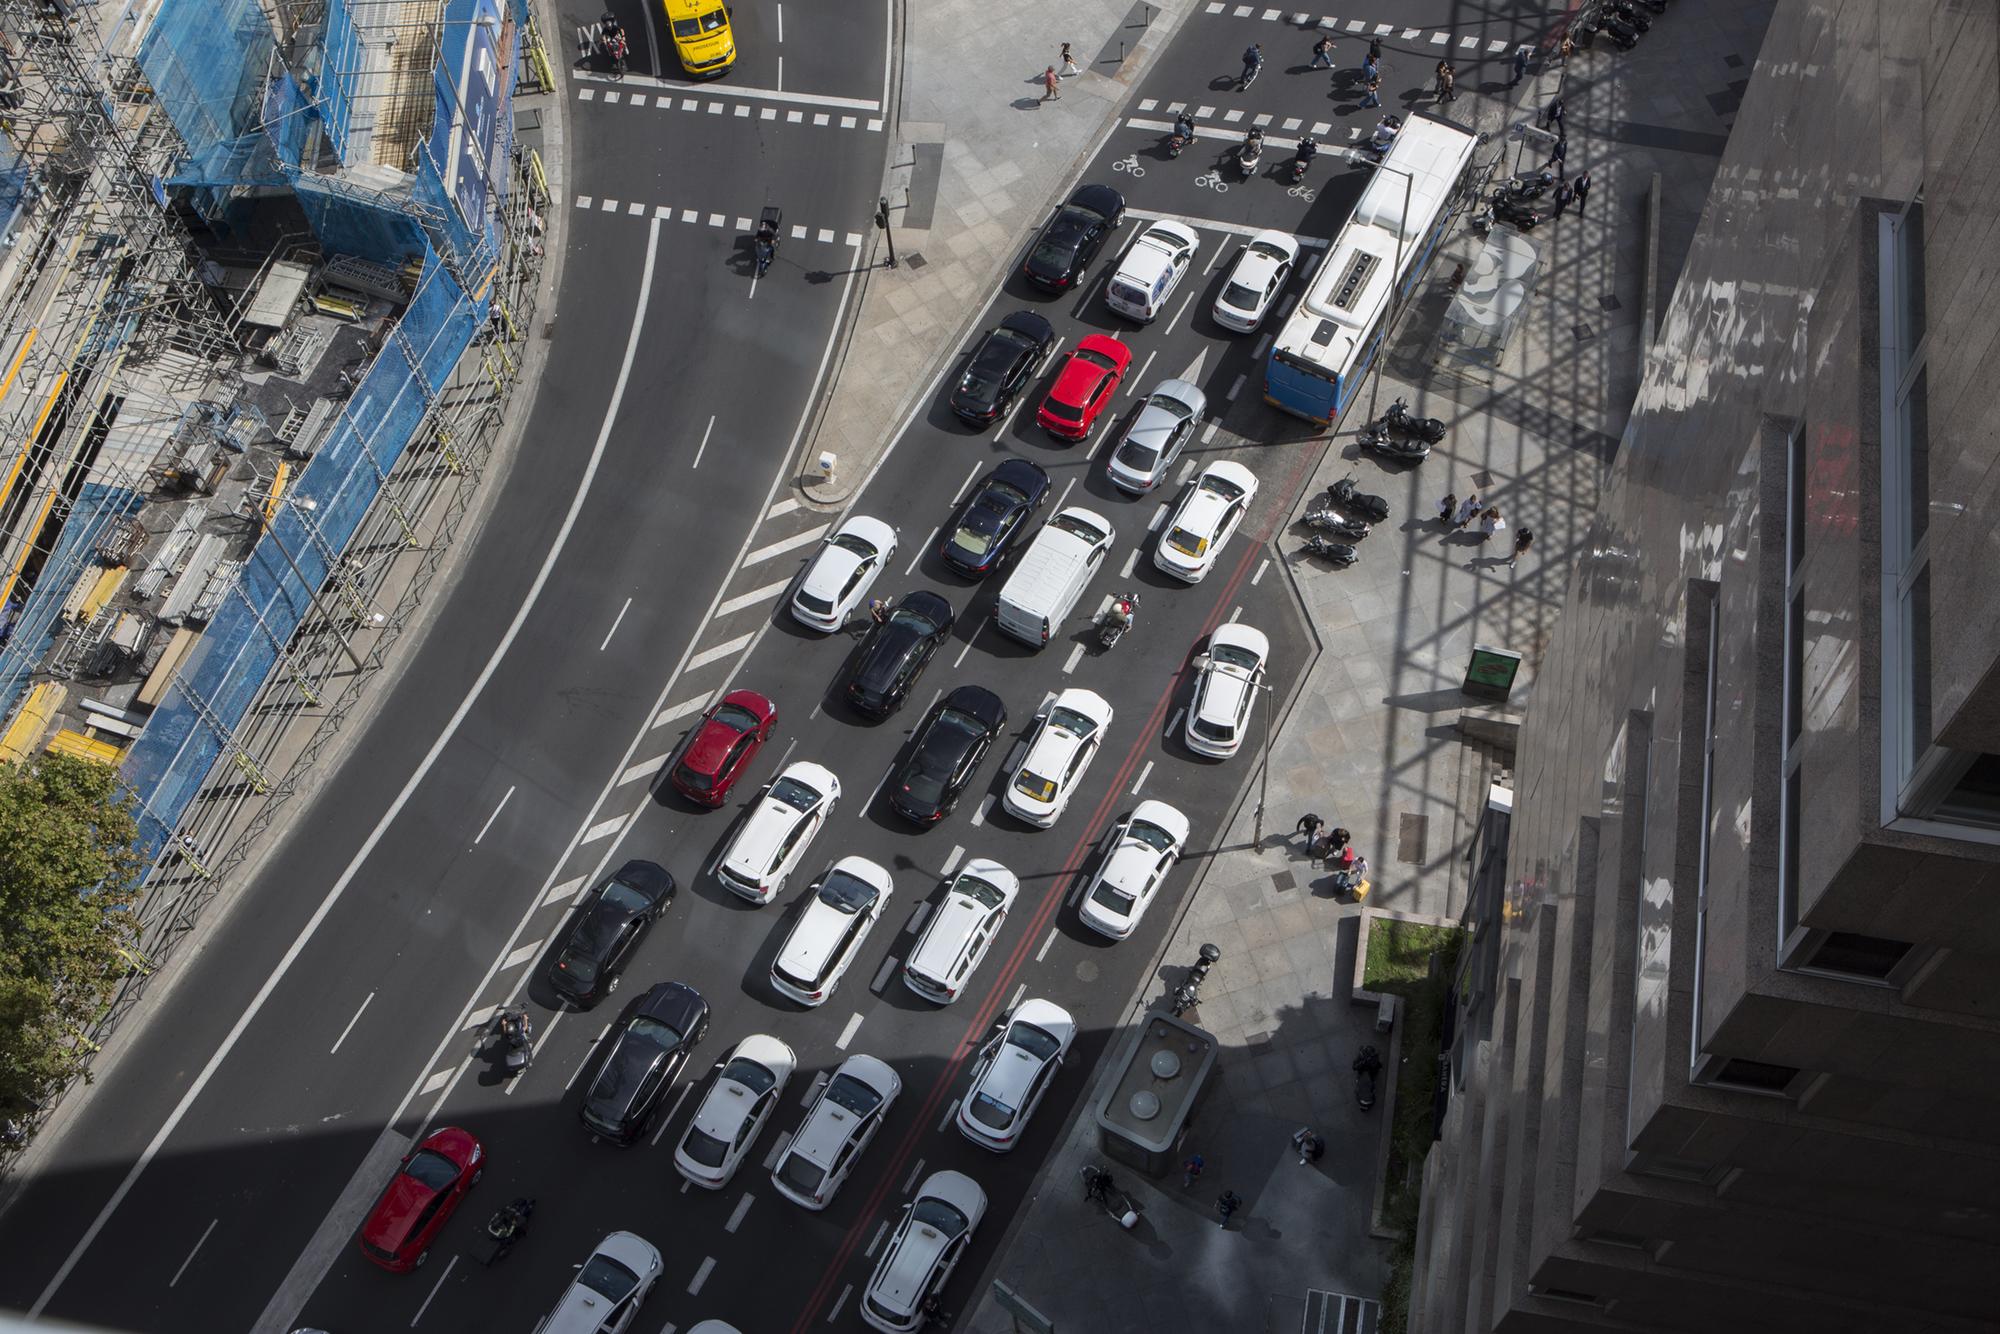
[1271, 870, 1297, 893]
[1397, 812, 1429, 864]
[1471, 469, 1493, 488]
[1599, 293, 1622, 312]
[903, 252, 927, 270]
[1573, 321, 1596, 343]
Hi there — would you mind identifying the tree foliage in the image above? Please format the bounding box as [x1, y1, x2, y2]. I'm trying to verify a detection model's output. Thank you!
[0, 751, 143, 1132]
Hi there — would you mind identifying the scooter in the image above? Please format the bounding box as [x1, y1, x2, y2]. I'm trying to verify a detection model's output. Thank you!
[1606, 0, 1653, 31]
[1358, 424, 1431, 464]
[1166, 126, 1193, 158]
[1301, 506, 1370, 540]
[1357, 115, 1402, 164]
[1489, 194, 1545, 231]
[1354, 1046, 1382, 1112]
[1497, 170, 1555, 203]
[1590, 13, 1641, 49]
[1289, 139, 1317, 184]
[1326, 475, 1390, 523]
[1238, 135, 1265, 178]
[1384, 396, 1447, 444]
[1097, 591, 1140, 650]
[478, 1006, 534, 1075]
[1300, 534, 1358, 566]
[1081, 1165, 1140, 1229]
[476, 1197, 536, 1266]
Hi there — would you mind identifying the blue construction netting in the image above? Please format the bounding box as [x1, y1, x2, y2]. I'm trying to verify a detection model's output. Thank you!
[120, 247, 483, 864]
[0, 485, 147, 712]
[410, 0, 515, 288]
[317, 0, 363, 165]
[138, 0, 283, 191]
[262, 70, 313, 174]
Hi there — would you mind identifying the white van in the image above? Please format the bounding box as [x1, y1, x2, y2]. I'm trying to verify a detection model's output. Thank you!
[1104, 220, 1199, 323]
[993, 507, 1114, 647]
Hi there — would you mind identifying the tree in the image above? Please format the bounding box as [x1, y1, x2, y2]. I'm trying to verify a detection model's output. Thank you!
[0, 751, 143, 1137]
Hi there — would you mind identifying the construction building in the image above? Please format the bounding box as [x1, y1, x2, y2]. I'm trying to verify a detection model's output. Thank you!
[1406, 4, 2000, 1332]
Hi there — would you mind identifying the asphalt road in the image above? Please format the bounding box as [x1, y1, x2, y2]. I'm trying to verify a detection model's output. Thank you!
[0, 2, 890, 1330]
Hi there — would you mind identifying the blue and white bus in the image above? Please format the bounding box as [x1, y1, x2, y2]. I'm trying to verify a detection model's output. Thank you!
[1264, 113, 1479, 425]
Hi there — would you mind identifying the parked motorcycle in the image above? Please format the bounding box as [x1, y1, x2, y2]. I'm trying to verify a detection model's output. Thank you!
[1354, 1046, 1382, 1112]
[1097, 591, 1140, 650]
[1489, 194, 1545, 231]
[1590, 12, 1641, 48]
[1326, 475, 1390, 523]
[1169, 942, 1222, 1017]
[1081, 1165, 1140, 1229]
[1358, 424, 1431, 464]
[1383, 396, 1447, 444]
[1300, 535, 1358, 566]
[1496, 170, 1555, 203]
[1302, 506, 1370, 540]
[1606, 0, 1653, 31]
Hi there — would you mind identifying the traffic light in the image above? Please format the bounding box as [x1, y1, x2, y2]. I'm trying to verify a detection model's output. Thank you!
[875, 197, 891, 230]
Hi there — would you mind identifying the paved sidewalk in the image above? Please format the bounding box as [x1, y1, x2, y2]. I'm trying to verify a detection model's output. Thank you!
[955, 2, 1775, 1331]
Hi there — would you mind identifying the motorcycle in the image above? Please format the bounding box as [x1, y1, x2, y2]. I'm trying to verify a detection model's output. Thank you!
[1358, 424, 1431, 464]
[1289, 139, 1317, 184]
[1590, 12, 1641, 48]
[1357, 115, 1402, 164]
[1300, 535, 1358, 566]
[477, 1197, 536, 1266]
[1097, 591, 1140, 650]
[1354, 1046, 1382, 1112]
[1169, 942, 1222, 1017]
[1081, 1165, 1140, 1229]
[1489, 194, 1544, 231]
[1166, 128, 1192, 158]
[599, 19, 628, 78]
[1383, 396, 1447, 444]
[754, 205, 782, 278]
[1301, 506, 1369, 540]
[478, 1006, 534, 1075]
[1238, 135, 1265, 178]
[1497, 170, 1555, 203]
[1606, 0, 1653, 31]
[1326, 475, 1390, 523]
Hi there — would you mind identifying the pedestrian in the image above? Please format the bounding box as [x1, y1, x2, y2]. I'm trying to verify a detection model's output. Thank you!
[1296, 811, 1325, 848]
[1059, 42, 1079, 77]
[1553, 180, 1574, 217]
[1217, 1190, 1243, 1228]
[1558, 32, 1576, 64]
[1311, 34, 1334, 69]
[1573, 169, 1592, 215]
[1367, 35, 1382, 65]
[1183, 1153, 1206, 1188]
[1042, 65, 1059, 100]
[1479, 507, 1506, 542]
[1454, 492, 1481, 528]
[1510, 526, 1535, 567]
[1291, 1127, 1325, 1164]
[1548, 134, 1568, 179]
[868, 596, 890, 624]
[1434, 60, 1454, 102]
[1360, 53, 1378, 83]
[1437, 491, 1457, 526]
[1543, 96, 1565, 132]
[1360, 72, 1381, 108]
[1510, 45, 1529, 86]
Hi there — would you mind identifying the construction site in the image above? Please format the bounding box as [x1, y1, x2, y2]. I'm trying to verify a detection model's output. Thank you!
[0, 0, 554, 1098]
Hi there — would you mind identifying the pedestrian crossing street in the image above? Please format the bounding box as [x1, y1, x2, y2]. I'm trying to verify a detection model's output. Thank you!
[1205, 4, 1522, 56]
[570, 194, 865, 251]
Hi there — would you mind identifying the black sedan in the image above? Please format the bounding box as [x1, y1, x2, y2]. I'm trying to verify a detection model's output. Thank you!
[889, 685, 1009, 825]
[949, 311, 1056, 424]
[580, 981, 710, 1144]
[847, 590, 955, 718]
[938, 458, 1050, 579]
[547, 859, 676, 1007]
[1021, 184, 1126, 292]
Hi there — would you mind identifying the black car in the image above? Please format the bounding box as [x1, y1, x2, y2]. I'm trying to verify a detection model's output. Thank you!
[949, 311, 1057, 424]
[1021, 184, 1126, 292]
[580, 981, 710, 1144]
[889, 685, 1009, 824]
[937, 458, 1051, 579]
[548, 859, 676, 1007]
[847, 590, 955, 718]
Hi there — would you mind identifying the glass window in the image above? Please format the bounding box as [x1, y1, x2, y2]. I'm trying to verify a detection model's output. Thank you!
[1806, 931, 1912, 980]
[1707, 1058, 1800, 1094]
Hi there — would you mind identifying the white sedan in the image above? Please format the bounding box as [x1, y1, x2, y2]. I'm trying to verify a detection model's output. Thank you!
[860, 1170, 989, 1331]
[1185, 624, 1269, 759]
[1154, 460, 1258, 583]
[791, 515, 897, 631]
[1078, 800, 1189, 939]
[716, 761, 840, 903]
[956, 998, 1075, 1152]
[770, 856, 893, 1007]
[1002, 689, 1113, 827]
[537, 1231, 662, 1334]
[1212, 229, 1300, 332]
[674, 1034, 797, 1188]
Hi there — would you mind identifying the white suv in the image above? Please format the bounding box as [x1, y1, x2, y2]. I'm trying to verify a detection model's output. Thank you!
[860, 1171, 989, 1332]
[717, 761, 840, 903]
[903, 859, 1018, 1004]
[533, 1232, 662, 1334]
[1104, 220, 1199, 323]
[770, 856, 893, 1006]
[772, 1054, 902, 1210]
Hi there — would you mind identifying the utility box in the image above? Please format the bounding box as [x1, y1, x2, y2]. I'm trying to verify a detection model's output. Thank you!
[1094, 1012, 1218, 1177]
[1377, 994, 1398, 1032]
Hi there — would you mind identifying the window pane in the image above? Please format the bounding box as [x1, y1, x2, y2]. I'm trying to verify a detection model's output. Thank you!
[1779, 767, 1801, 938]
[1896, 199, 1925, 359]
[1711, 1058, 1800, 1093]
[1785, 594, 1804, 750]
[1808, 931, 1912, 980]
[1902, 566, 1932, 771]
[1901, 366, 1929, 552]
[1786, 428, 1806, 577]
[1934, 752, 2000, 828]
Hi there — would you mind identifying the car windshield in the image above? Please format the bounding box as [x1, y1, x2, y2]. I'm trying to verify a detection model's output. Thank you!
[1048, 706, 1098, 738]
[721, 1056, 778, 1096]
[969, 1089, 1017, 1127]
[769, 776, 821, 812]
[671, 7, 727, 37]
[629, 1013, 684, 1049]
[778, 1153, 827, 1195]
[403, 1148, 459, 1192]
[1203, 476, 1248, 501]
[1211, 644, 1261, 671]
[1010, 1022, 1064, 1062]
[979, 482, 1028, 510]
[955, 874, 1007, 910]
[1114, 437, 1161, 471]
[1167, 525, 1209, 557]
[579, 1253, 642, 1303]
[1075, 347, 1118, 372]
[1048, 513, 1109, 543]
[1128, 819, 1178, 853]
[713, 703, 760, 732]
[826, 1071, 885, 1115]
[1029, 241, 1076, 272]
[795, 589, 834, 615]
[949, 527, 996, 558]
[828, 531, 878, 559]
[1222, 280, 1262, 310]
[817, 870, 880, 914]
[1194, 716, 1236, 742]
[1040, 392, 1083, 424]
[676, 766, 714, 792]
[887, 606, 938, 636]
[601, 879, 652, 915]
[680, 1127, 730, 1168]
[1013, 770, 1058, 802]
[912, 1197, 971, 1237]
[1090, 880, 1135, 911]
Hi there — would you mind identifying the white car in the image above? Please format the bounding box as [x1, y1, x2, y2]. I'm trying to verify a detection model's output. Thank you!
[771, 1053, 902, 1211]
[716, 761, 840, 903]
[674, 1034, 797, 1188]
[860, 1170, 989, 1332]
[1154, 460, 1258, 583]
[1211, 229, 1300, 332]
[1002, 689, 1113, 827]
[1186, 624, 1269, 759]
[903, 859, 1018, 1004]
[770, 856, 894, 1006]
[536, 1231, 662, 1334]
[791, 515, 897, 631]
[1105, 379, 1206, 494]
[1104, 219, 1200, 323]
[1077, 800, 1189, 940]
[956, 999, 1075, 1152]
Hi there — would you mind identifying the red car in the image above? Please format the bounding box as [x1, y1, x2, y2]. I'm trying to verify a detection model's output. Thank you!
[1036, 334, 1131, 441]
[357, 1126, 482, 1271]
[670, 689, 778, 806]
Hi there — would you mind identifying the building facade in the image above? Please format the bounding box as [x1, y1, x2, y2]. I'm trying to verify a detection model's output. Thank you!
[1408, 4, 2000, 1332]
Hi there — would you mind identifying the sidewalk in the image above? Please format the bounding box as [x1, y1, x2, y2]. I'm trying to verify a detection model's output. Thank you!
[960, 1, 1774, 1330]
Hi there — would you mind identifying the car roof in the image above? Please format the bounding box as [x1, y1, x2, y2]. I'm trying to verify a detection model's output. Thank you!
[800, 541, 868, 601]
[941, 684, 1006, 728]
[636, 980, 707, 1030]
[1210, 622, 1270, 658]
[1069, 182, 1125, 219]
[794, 1056, 898, 1158]
[1196, 661, 1253, 724]
[690, 1038, 792, 1139]
[997, 309, 1053, 341]
[1100, 840, 1166, 894]
[909, 893, 991, 975]
[1130, 799, 1192, 843]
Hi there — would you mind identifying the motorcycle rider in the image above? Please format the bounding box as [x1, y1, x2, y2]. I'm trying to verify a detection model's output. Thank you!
[1173, 109, 1197, 146]
[1240, 43, 1263, 85]
[599, 12, 627, 59]
[1240, 124, 1265, 165]
[1294, 135, 1318, 171]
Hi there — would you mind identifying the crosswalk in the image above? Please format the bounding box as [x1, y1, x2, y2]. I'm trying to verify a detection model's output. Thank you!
[576, 83, 886, 133]
[1205, 5, 1522, 55]
[571, 195, 865, 250]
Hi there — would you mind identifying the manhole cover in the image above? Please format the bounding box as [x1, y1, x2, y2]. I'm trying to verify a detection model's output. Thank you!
[1150, 1049, 1183, 1079]
[1573, 322, 1596, 343]
[1129, 1091, 1161, 1120]
[1271, 870, 1296, 893]
[903, 252, 927, 270]
[1075, 959, 1100, 984]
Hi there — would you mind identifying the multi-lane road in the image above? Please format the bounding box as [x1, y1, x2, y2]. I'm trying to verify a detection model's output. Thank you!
[0, 1, 1555, 1331]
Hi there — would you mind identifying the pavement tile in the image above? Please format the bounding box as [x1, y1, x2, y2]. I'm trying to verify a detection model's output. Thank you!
[1236, 906, 1285, 950]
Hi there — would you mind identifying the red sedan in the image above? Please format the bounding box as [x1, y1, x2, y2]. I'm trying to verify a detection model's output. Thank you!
[670, 689, 778, 806]
[357, 1126, 483, 1271]
[1036, 334, 1131, 441]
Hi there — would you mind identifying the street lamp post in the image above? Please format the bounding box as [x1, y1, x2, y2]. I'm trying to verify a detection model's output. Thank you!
[1344, 150, 1413, 425]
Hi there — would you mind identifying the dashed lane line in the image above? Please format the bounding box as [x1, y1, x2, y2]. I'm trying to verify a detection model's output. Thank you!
[687, 632, 754, 670]
[654, 695, 710, 730]
[715, 577, 792, 618]
[744, 523, 831, 566]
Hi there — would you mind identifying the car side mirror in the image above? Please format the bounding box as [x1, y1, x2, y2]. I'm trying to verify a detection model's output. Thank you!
[1192, 654, 1211, 671]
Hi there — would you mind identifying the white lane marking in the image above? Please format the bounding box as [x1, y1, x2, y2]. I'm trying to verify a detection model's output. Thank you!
[776, 1, 783, 40]
[864, 759, 899, 812]
[655, 696, 709, 729]
[1204, 240, 1229, 275]
[473, 786, 515, 844]
[464, 1006, 496, 1031]
[1087, 414, 1119, 461]
[865, 1220, 891, 1259]
[651, 1080, 696, 1144]
[692, 414, 716, 469]
[1253, 332, 1273, 358]
[952, 618, 987, 668]
[1119, 548, 1139, 579]
[905, 902, 932, 936]
[904, 531, 935, 576]
[601, 198, 619, 212]
[504, 1007, 564, 1097]
[575, 194, 593, 207]
[1053, 475, 1078, 514]
[1252, 558, 1270, 586]
[762, 1130, 794, 1170]
[619, 753, 670, 786]
[939, 1097, 961, 1133]
[725, 1193, 755, 1234]
[716, 578, 792, 617]
[835, 1011, 865, 1050]
[543, 875, 587, 907]
[1148, 503, 1169, 533]
[800, 1070, 829, 1107]
[687, 632, 754, 670]
[168, 1219, 218, 1288]
[744, 523, 830, 566]
[572, 70, 882, 110]
[1201, 421, 1219, 443]
[1166, 290, 1198, 334]
[773, 737, 798, 771]
[768, 497, 800, 520]
[599, 597, 634, 650]
[869, 954, 900, 994]
[1167, 707, 1185, 736]
[1010, 982, 1026, 1013]
[1126, 348, 1157, 396]
[901, 1158, 927, 1195]
[330, 992, 375, 1054]
[1228, 604, 1243, 623]
[1175, 458, 1198, 487]
[970, 795, 994, 827]
[502, 941, 541, 970]
[582, 815, 625, 843]
[950, 458, 983, 503]
[567, 1024, 611, 1091]
[410, 1255, 458, 1326]
[1061, 642, 1086, 675]
[688, 1256, 716, 1295]
[942, 845, 965, 876]
[418, 1069, 451, 1096]
[778, 55, 784, 90]
[1132, 759, 1155, 795]
[1227, 373, 1247, 402]
[1036, 926, 1058, 963]
[827, 1285, 852, 1323]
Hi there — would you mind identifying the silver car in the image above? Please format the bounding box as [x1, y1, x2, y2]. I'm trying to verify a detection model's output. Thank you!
[1105, 379, 1206, 494]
